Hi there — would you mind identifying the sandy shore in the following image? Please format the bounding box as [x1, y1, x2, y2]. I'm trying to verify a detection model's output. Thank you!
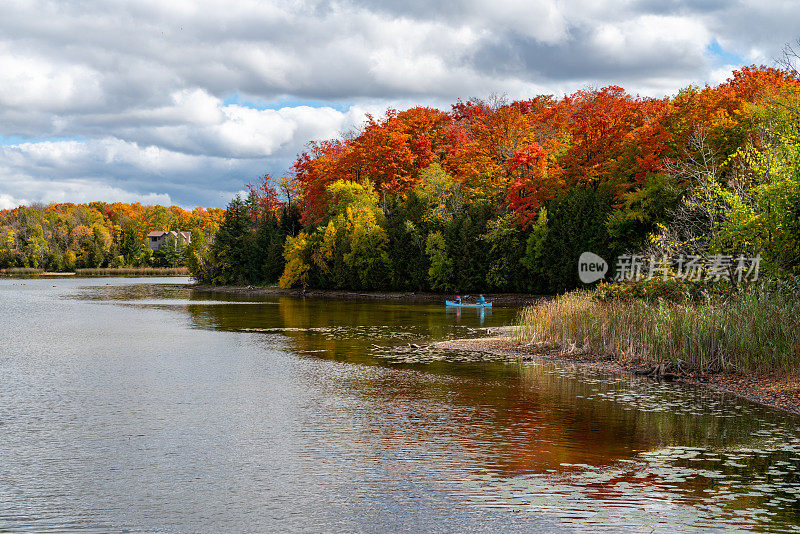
[435, 335, 800, 416]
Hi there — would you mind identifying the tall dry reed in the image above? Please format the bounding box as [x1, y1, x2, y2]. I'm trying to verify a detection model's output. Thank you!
[516, 287, 800, 376]
[75, 267, 189, 276]
[0, 267, 44, 276]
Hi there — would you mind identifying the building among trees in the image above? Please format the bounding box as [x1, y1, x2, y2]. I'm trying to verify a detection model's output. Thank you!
[147, 231, 192, 251]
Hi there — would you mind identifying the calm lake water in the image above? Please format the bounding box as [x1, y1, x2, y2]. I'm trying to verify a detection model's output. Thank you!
[1, 277, 799, 533]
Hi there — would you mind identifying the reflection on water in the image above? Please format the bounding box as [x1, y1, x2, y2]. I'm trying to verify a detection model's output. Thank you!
[1, 278, 799, 533]
[446, 305, 491, 325]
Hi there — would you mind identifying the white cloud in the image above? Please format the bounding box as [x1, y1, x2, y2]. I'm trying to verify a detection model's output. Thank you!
[107, 96, 367, 158]
[708, 65, 740, 86]
[0, 0, 796, 206]
[0, 139, 249, 207]
[37, 182, 172, 206]
[0, 192, 27, 210]
[592, 16, 709, 64]
[1, 139, 198, 174]
[474, 0, 568, 44]
[0, 168, 172, 208]
[0, 49, 103, 112]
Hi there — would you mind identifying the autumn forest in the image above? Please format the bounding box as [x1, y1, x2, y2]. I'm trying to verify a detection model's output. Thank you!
[3, 66, 799, 298]
[192, 66, 800, 295]
[0, 202, 224, 271]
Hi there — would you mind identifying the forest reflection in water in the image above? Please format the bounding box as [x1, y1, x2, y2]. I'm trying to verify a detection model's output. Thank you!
[41, 279, 800, 532]
[183, 289, 800, 531]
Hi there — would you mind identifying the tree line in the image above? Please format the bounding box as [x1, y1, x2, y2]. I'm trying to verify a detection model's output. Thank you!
[6, 65, 796, 290]
[196, 66, 799, 293]
[0, 202, 224, 271]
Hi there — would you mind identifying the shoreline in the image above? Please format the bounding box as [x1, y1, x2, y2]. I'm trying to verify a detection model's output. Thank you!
[1, 269, 189, 278]
[189, 284, 547, 306]
[193, 284, 800, 415]
[435, 336, 800, 416]
[1, 274, 189, 279]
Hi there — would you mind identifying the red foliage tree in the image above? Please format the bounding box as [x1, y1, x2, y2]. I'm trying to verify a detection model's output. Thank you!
[506, 143, 564, 227]
[246, 174, 281, 221]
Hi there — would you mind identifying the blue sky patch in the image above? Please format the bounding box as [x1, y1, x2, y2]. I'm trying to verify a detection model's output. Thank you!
[222, 93, 352, 112]
[0, 135, 87, 147]
[706, 39, 744, 66]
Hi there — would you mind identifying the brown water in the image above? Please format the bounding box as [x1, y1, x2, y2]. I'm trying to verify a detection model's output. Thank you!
[1, 278, 799, 533]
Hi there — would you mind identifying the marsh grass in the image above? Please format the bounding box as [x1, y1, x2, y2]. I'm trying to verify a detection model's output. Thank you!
[75, 267, 189, 276]
[517, 286, 800, 376]
[0, 267, 44, 277]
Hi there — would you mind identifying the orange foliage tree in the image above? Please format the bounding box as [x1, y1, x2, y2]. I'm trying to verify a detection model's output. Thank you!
[287, 65, 800, 234]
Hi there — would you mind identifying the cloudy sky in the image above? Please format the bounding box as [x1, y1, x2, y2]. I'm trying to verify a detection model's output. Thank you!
[0, 0, 797, 209]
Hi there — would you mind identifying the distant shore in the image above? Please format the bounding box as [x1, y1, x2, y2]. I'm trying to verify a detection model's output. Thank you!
[189, 284, 547, 306]
[435, 335, 800, 416]
[1, 267, 189, 278]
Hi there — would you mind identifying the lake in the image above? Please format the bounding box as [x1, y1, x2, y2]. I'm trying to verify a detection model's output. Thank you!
[1, 277, 799, 533]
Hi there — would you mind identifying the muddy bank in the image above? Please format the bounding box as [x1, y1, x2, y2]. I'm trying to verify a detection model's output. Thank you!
[435, 336, 800, 416]
[189, 284, 547, 306]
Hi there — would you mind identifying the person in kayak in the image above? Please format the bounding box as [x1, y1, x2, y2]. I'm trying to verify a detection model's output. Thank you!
[478, 294, 485, 305]
[455, 295, 462, 304]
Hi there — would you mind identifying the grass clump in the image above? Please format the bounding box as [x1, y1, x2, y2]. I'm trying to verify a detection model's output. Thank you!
[0, 267, 44, 277]
[75, 267, 189, 276]
[517, 282, 800, 377]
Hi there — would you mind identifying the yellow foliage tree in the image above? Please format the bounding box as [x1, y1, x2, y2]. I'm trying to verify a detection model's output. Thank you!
[279, 233, 311, 289]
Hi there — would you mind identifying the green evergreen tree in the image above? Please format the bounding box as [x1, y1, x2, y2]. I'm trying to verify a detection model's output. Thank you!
[120, 227, 143, 266]
[425, 231, 454, 291]
[154, 234, 185, 267]
[250, 210, 285, 284]
[521, 208, 549, 293]
[539, 185, 614, 292]
[385, 191, 430, 290]
[208, 196, 253, 285]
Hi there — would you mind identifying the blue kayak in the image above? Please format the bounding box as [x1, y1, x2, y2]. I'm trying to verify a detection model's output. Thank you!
[445, 300, 492, 308]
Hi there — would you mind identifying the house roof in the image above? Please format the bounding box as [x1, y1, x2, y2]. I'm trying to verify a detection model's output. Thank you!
[147, 230, 192, 238]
